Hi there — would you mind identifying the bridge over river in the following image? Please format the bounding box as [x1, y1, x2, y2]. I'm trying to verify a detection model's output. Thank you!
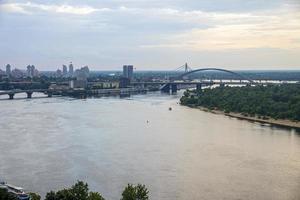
[132, 66, 293, 93]
[1, 66, 297, 99]
[0, 89, 57, 99]
[0, 88, 148, 100]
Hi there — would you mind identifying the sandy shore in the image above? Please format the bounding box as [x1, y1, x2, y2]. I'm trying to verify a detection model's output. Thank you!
[193, 106, 300, 130]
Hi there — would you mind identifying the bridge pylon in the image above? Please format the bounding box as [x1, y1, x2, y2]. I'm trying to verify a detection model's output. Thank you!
[184, 63, 193, 73]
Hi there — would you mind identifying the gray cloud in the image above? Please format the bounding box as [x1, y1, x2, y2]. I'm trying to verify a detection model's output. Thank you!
[0, 0, 299, 70]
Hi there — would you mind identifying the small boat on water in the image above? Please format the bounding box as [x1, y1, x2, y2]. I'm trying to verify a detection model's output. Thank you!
[0, 181, 30, 200]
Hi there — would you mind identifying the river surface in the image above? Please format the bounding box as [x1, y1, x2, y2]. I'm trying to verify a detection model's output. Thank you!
[0, 92, 300, 200]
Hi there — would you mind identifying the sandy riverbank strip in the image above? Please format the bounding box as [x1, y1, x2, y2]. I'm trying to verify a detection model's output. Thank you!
[191, 106, 300, 130]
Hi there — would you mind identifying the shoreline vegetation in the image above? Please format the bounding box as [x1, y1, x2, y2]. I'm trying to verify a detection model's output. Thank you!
[180, 84, 300, 130]
[0, 181, 149, 200]
[192, 105, 300, 129]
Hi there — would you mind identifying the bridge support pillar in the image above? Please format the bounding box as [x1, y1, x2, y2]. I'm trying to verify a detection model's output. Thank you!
[161, 84, 170, 93]
[171, 84, 177, 93]
[196, 83, 202, 91]
[26, 91, 33, 98]
[8, 93, 14, 99]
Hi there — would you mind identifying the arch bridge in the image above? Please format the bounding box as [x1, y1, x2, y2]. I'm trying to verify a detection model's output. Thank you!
[161, 67, 255, 93]
[177, 68, 254, 83]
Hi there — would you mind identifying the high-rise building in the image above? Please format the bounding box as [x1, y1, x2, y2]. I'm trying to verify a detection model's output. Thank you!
[72, 66, 89, 89]
[75, 66, 90, 81]
[69, 62, 74, 77]
[27, 65, 32, 77]
[123, 65, 134, 80]
[6, 64, 11, 76]
[127, 65, 133, 80]
[11, 68, 24, 78]
[82, 66, 89, 77]
[123, 65, 128, 78]
[30, 65, 35, 77]
[26, 65, 38, 78]
[56, 69, 62, 77]
[63, 65, 68, 76]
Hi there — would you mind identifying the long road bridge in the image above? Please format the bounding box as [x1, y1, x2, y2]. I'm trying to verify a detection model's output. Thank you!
[0, 89, 60, 99]
[0, 88, 148, 100]
[132, 66, 270, 93]
[132, 80, 270, 93]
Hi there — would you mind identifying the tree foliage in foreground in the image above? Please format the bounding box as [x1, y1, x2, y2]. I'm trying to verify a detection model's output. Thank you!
[29, 192, 41, 200]
[45, 181, 105, 200]
[0, 181, 149, 200]
[0, 188, 17, 200]
[180, 84, 300, 120]
[121, 184, 149, 200]
[43, 181, 149, 200]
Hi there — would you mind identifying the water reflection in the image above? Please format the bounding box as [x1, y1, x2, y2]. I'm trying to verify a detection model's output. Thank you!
[0, 92, 299, 200]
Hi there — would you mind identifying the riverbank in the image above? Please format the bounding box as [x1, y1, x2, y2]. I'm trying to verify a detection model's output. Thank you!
[191, 105, 300, 130]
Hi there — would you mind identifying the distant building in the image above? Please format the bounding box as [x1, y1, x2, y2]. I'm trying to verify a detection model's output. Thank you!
[91, 82, 119, 89]
[27, 65, 31, 77]
[123, 65, 133, 80]
[11, 68, 24, 78]
[5, 64, 11, 76]
[63, 65, 68, 77]
[119, 77, 130, 88]
[81, 66, 89, 76]
[128, 65, 133, 79]
[71, 66, 90, 89]
[75, 66, 90, 80]
[69, 62, 74, 77]
[26, 65, 38, 77]
[0, 69, 6, 76]
[69, 80, 87, 89]
[31, 65, 35, 77]
[56, 69, 62, 77]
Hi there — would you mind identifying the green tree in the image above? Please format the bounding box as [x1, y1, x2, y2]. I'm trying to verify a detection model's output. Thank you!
[135, 184, 149, 200]
[29, 193, 41, 200]
[45, 191, 56, 200]
[55, 188, 73, 200]
[121, 184, 149, 200]
[71, 181, 89, 200]
[0, 188, 18, 200]
[88, 192, 105, 200]
[121, 184, 136, 200]
[44, 181, 106, 200]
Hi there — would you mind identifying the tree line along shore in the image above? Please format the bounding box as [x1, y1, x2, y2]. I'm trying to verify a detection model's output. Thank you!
[0, 181, 149, 200]
[180, 84, 300, 129]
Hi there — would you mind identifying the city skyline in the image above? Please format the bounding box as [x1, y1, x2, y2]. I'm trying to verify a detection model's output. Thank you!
[0, 0, 300, 70]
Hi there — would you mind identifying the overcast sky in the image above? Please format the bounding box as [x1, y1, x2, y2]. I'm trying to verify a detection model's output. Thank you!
[0, 0, 300, 70]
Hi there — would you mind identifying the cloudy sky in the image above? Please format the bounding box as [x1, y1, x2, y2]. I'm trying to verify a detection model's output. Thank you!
[0, 0, 300, 70]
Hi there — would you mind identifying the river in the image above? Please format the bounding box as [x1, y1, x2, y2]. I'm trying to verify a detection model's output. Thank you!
[0, 92, 299, 200]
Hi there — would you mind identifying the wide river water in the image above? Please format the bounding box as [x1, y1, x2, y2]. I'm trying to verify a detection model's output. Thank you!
[0, 92, 300, 200]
